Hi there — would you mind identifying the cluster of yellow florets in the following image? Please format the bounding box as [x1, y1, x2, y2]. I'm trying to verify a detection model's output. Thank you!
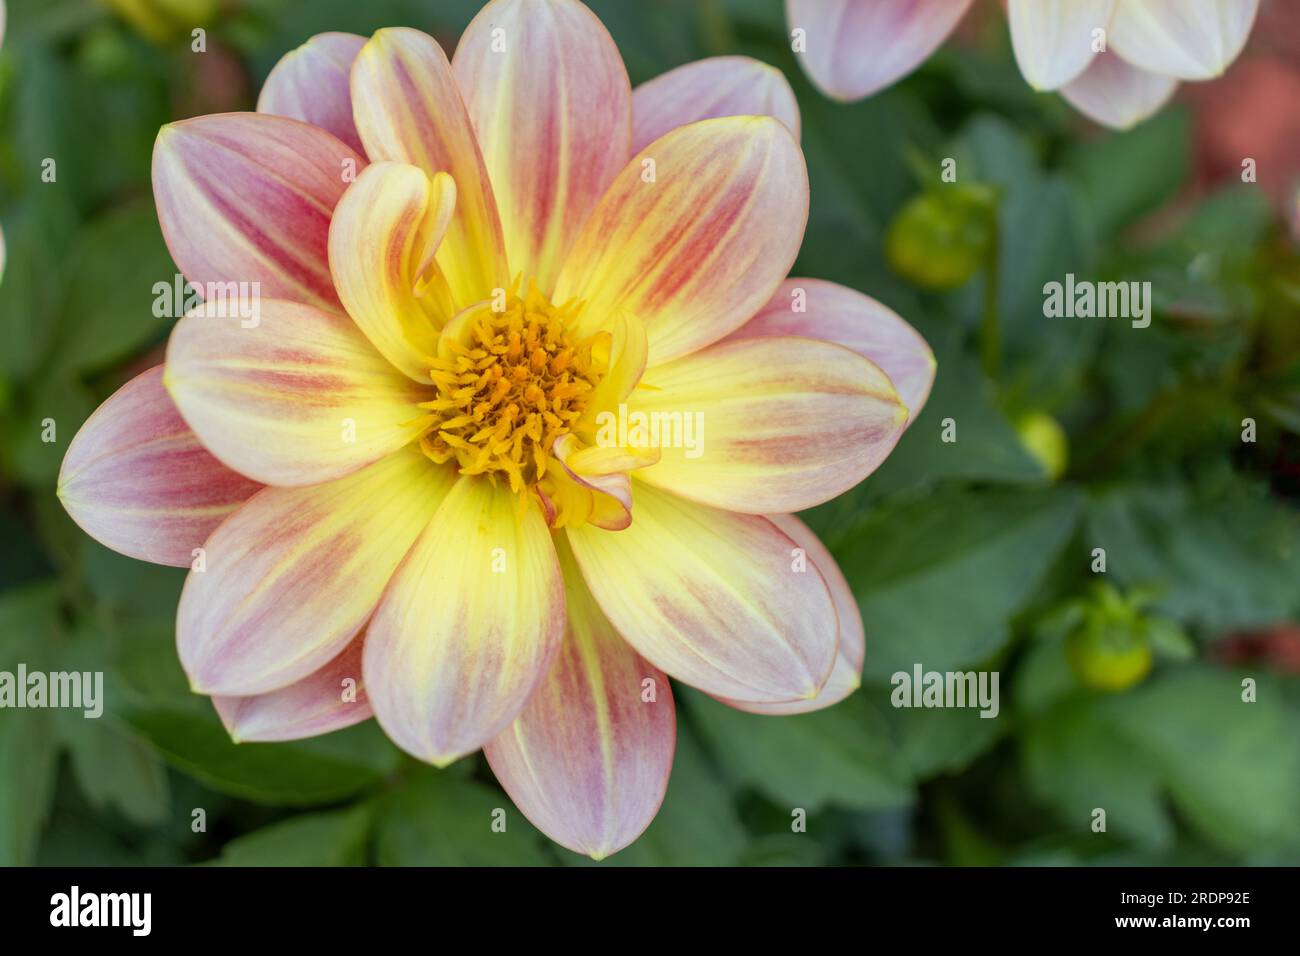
[419, 283, 600, 493]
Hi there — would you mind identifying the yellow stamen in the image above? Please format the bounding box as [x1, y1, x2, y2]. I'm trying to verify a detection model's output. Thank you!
[418, 280, 601, 491]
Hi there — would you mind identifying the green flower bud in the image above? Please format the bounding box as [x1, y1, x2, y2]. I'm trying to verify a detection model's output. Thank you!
[1015, 411, 1069, 481]
[885, 185, 995, 291]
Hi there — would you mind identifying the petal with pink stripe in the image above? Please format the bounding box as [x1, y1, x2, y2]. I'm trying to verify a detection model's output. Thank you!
[632, 55, 800, 153]
[351, 28, 508, 309]
[57, 366, 262, 568]
[329, 162, 457, 383]
[152, 112, 363, 311]
[567, 482, 837, 703]
[554, 116, 807, 365]
[178, 447, 455, 697]
[212, 632, 372, 742]
[364, 476, 565, 766]
[628, 335, 907, 514]
[257, 32, 367, 154]
[165, 298, 431, 487]
[720, 515, 864, 715]
[485, 539, 675, 860]
[727, 278, 935, 421]
[453, 0, 632, 295]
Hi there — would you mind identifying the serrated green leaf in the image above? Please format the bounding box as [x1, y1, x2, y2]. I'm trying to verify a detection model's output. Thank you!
[1088, 481, 1300, 633]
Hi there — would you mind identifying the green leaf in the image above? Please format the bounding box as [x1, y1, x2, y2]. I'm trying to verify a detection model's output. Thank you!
[1022, 695, 1173, 848]
[79, 539, 185, 625]
[4, 373, 95, 486]
[1023, 666, 1300, 855]
[0, 582, 65, 865]
[883, 703, 1004, 780]
[1117, 667, 1300, 854]
[0, 198, 78, 384]
[1087, 480, 1300, 633]
[1168, 184, 1275, 258]
[685, 689, 912, 814]
[737, 834, 828, 867]
[119, 704, 402, 808]
[833, 486, 1083, 681]
[0, 707, 59, 866]
[211, 805, 373, 866]
[58, 715, 170, 827]
[51, 201, 178, 375]
[375, 769, 550, 866]
[112, 626, 401, 806]
[1067, 108, 1190, 239]
[1014, 634, 1082, 716]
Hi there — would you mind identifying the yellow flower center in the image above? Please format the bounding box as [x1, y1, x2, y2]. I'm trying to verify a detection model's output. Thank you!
[417, 283, 601, 494]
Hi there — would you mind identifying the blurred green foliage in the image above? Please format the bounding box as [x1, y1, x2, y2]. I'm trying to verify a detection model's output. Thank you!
[1, 0, 1299, 867]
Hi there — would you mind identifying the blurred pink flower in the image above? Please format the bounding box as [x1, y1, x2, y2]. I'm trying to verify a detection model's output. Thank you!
[788, 0, 1261, 128]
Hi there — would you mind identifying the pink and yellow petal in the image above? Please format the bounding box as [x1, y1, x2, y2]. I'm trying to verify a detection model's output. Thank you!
[555, 116, 807, 365]
[485, 539, 674, 860]
[364, 476, 565, 765]
[1007, 0, 1113, 91]
[453, 0, 632, 294]
[152, 112, 363, 312]
[786, 0, 975, 101]
[1109, 0, 1259, 81]
[257, 32, 367, 154]
[566, 483, 837, 703]
[213, 632, 372, 742]
[632, 55, 799, 155]
[178, 447, 455, 697]
[720, 515, 864, 715]
[628, 336, 907, 514]
[57, 366, 261, 568]
[729, 278, 935, 421]
[1060, 53, 1179, 129]
[351, 27, 508, 308]
[328, 162, 457, 382]
[164, 299, 431, 487]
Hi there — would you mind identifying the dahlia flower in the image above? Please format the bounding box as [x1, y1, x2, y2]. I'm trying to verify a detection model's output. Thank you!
[58, 0, 934, 858]
[788, 0, 1261, 129]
